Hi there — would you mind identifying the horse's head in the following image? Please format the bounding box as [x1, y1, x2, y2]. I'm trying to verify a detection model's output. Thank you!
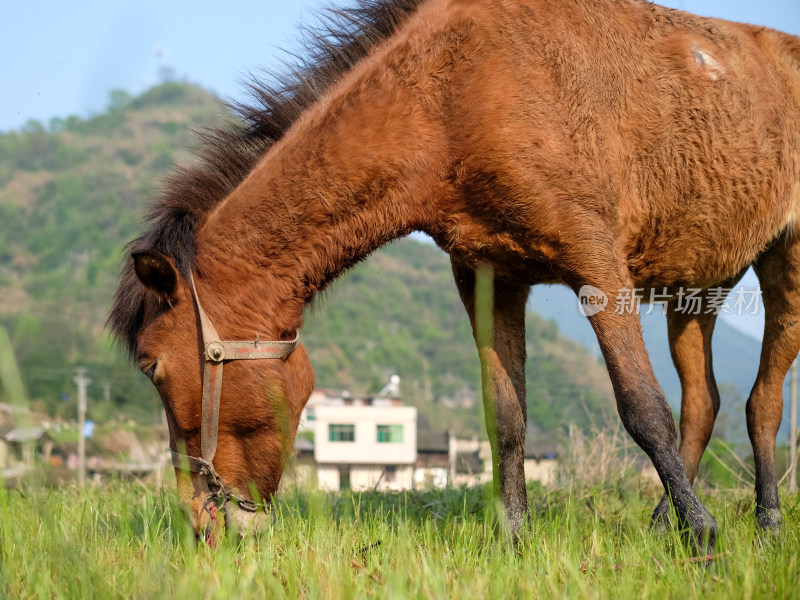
[129, 249, 314, 540]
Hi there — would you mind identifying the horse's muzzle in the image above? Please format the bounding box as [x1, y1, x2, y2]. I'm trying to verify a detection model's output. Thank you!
[181, 493, 272, 546]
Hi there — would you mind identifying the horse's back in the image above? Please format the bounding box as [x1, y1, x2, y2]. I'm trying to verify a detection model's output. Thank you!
[436, 0, 800, 287]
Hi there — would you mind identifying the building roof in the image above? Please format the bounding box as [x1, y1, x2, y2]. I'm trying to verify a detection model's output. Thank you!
[416, 430, 448, 453]
[525, 438, 559, 459]
[294, 437, 314, 453]
[416, 431, 560, 458]
[4, 427, 46, 442]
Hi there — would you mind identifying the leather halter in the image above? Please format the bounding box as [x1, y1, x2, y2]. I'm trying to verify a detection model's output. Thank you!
[170, 273, 299, 512]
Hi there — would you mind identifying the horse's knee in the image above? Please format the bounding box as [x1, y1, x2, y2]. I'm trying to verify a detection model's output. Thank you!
[616, 381, 677, 454]
[746, 383, 782, 424]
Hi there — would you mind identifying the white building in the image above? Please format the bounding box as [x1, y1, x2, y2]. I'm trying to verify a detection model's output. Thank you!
[304, 381, 417, 492]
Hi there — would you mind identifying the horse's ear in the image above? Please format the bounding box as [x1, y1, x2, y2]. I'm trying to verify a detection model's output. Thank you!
[132, 250, 180, 301]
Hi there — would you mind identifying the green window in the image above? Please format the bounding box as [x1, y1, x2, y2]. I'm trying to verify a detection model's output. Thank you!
[328, 423, 355, 442]
[377, 424, 403, 443]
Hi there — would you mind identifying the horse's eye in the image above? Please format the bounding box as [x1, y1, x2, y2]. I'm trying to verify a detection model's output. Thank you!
[141, 361, 158, 381]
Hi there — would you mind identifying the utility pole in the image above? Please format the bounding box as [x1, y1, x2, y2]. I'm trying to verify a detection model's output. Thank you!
[73, 368, 91, 487]
[791, 359, 797, 493]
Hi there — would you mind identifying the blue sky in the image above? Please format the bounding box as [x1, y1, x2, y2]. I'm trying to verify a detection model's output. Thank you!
[2, 0, 799, 132]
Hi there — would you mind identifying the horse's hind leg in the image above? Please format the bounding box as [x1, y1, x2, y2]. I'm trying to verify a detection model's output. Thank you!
[748, 236, 800, 534]
[651, 274, 745, 525]
[451, 260, 530, 541]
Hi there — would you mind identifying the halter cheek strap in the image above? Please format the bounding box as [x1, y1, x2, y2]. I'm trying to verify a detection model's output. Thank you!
[170, 273, 299, 512]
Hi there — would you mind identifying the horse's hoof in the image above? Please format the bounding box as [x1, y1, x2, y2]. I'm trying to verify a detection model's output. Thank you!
[756, 507, 782, 539]
[649, 494, 671, 534]
[684, 505, 717, 556]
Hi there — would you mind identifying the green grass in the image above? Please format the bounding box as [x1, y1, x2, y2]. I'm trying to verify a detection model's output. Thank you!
[1, 477, 799, 599]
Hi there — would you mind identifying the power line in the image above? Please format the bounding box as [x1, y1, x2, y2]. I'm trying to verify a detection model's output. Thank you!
[73, 367, 91, 487]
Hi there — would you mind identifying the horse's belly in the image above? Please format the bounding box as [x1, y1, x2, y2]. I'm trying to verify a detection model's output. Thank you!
[624, 203, 789, 289]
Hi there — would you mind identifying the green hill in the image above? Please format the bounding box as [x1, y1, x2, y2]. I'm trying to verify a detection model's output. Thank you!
[0, 82, 614, 437]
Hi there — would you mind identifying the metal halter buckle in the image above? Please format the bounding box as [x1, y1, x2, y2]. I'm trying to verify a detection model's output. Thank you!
[206, 341, 225, 362]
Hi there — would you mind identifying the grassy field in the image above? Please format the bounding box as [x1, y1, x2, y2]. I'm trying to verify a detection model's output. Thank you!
[1, 474, 799, 600]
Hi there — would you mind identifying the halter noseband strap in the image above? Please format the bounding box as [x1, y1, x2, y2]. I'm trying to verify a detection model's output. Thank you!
[170, 273, 299, 512]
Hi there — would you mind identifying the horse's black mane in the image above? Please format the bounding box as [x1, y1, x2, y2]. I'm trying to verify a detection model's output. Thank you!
[108, 0, 425, 356]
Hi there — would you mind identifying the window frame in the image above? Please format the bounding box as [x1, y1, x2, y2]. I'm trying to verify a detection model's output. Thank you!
[376, 424, 404, 443]
[328, 423, 355, 442]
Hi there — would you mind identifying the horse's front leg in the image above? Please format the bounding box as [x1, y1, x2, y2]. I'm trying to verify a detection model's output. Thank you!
[452, 260, 530, 541]
[576, 268, 717, 554]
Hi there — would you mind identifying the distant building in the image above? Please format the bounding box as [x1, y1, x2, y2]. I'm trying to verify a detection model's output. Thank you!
[522, 439, 559, 487]
[1, 425, 50, 478]
[292, 378, 560, 492]
[300, 377, 418, 492]
[447, 434, 493, 487]
[414, 430, 450, 488]
[286, 437, 316, 489]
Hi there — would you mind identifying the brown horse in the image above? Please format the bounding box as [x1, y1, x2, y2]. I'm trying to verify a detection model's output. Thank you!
[110, 0, 800, 551]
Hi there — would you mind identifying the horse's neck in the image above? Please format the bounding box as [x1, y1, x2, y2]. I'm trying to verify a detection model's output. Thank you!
[195, 21, 453, 334]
